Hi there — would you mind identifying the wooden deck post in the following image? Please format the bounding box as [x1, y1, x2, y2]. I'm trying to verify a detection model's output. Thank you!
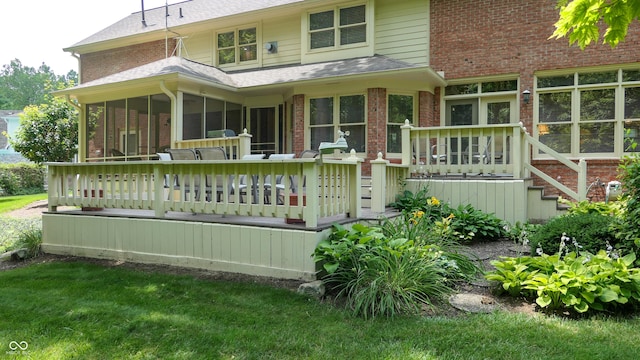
[238, 129, 252, 159]
[154, 164, 166, 218]
[303, 160, 319, 227]
[346, 150, 362, 219]
[512, 124, 523, 178]
[370, 152, 388, 213]
[577, 158, 587, 201]
[401, 120, 413, 166]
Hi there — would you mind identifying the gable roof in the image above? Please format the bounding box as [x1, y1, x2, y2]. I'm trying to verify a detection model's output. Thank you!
[56, 55, 445, 96]
[65, 0, 303, 51]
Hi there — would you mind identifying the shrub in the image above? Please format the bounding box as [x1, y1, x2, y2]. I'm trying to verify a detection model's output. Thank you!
[0, 217, 42, 254]
[448, 204, 508, 243]
[565, 199, 625, 217]
[529, 213, 620, 256]
[314, 223, 479, 318]
[0, 163, 45, 196]
[390, 189, 508, 243]
[12, 228, 43, 258]
[618, 151, 640, 248]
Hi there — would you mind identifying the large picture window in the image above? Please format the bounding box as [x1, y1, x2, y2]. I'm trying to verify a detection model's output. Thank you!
[309, 94, 366, 152]
[217, 27, 257, 65]
[536, 69, 640, 156]
[309, 4, 366, 50]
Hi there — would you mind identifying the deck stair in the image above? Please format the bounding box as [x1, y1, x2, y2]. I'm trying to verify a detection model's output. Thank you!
[527, 185, 569, 223]
[361, 176, 372, 208]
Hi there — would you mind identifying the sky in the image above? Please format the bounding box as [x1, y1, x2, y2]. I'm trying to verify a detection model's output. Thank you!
[1, 0, 179, 75]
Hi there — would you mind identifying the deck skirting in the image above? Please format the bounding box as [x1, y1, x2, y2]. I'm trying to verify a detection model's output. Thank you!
[405, 178, 529, 224]
[42, 213, 330, 280]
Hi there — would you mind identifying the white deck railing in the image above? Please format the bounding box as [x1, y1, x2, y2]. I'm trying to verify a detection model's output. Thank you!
[397, 121, 588, 202]
[173, 129, 252, 160]
[46, 155, 362, 228]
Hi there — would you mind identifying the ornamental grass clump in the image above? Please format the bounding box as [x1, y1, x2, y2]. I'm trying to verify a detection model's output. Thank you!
[314, 222, 479, 319]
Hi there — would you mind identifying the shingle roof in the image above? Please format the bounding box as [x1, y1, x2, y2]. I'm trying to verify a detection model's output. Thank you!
[66, 0, 302, 50]
[65, 55, 426, 92]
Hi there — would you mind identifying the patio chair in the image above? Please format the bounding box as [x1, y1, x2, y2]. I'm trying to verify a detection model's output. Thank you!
[166, 148, 200, 200]
[264, 153, 296, 204]
[431, 144, 447, 164]
[232, 154, 267, 203]
[157, 152, 172, 190]
[298, 149, 319, 158]
[110, 148, 126, 160]
[482, 136, 507, 165]
[195, 147, 229, 202]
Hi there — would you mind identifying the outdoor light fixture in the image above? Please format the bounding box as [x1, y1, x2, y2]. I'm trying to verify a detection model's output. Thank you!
[522, 89, 531, 104]
[264, 42, 278, 54]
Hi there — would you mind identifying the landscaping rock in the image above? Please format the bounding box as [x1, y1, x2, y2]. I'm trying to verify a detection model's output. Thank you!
[0, 248, 28, 262]
[449, 293, 501, 313]
[297, 280, 325, 299]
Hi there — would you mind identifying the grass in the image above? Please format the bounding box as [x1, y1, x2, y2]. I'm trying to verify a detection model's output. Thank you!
[0, 192, 47, 214]
[1, 261, 640, 359]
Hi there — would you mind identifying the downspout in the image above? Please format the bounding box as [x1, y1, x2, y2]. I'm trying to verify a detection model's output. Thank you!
[160, 81, 177, 146]
[71, 52, 81, 84]
[65, 95, 84, 162]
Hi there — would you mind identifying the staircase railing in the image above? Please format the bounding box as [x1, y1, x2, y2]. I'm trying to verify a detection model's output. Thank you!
[390, 121, 587, 204]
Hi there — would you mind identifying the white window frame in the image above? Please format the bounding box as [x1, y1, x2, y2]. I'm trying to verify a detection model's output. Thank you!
[534, 68, 640, 159]
[306, 93, 367, 154]
[307, 3, 368, 51]
[215, 25, 259, 66]
[386, 93, 416, 155]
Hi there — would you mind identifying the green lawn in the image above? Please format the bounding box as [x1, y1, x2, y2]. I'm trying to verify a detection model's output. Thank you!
[1, 261, 639, 359]
[0, 193, 47, 214]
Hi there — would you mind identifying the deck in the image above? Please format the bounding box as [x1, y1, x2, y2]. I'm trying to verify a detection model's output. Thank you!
[42, 123, 587, 280]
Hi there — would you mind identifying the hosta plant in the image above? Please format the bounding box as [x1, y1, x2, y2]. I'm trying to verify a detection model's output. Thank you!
[486, 251, 640, 315]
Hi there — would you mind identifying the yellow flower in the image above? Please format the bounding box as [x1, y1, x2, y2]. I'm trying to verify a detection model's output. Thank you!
[430, 197, 440, 206]
[447, 213, 455, 220]
[409, 210, 424, 225]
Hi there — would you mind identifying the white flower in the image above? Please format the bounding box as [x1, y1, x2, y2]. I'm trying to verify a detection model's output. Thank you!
[536, 246, 544, 256]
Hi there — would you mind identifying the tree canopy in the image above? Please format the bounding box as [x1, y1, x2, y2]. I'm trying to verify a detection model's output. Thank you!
[0, 58, 79, 163]
[0, 59, 77, 110]
[552, 0, 640, 49]
[10, 97, 78, 164]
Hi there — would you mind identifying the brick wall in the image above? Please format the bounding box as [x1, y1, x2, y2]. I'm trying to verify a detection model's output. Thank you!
[291, 95, 305, 155]
[419, 90, 435, 127]
[430, 0, 640, 196]
[365, 88, 388, 174]
[80, 39, 176, 83]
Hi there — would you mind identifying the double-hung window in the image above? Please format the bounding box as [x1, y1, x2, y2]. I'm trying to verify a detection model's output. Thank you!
[217, 27, 257, 65]
[309, 4, 366, 50]
[536, 69, 640, 156]
[387, 94, 415, 153]
[309, 94, 366, 153]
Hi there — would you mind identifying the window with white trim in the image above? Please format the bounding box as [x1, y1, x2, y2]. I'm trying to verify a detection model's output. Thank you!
[387, 94, 415, 153]
[536, 69, 640, 156]
[309, 4, 366, 50]
[217, 27, 257, 65]
[309, 94, 366, 152]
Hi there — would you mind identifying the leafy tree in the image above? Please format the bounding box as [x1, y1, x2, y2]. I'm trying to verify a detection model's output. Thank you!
[552, 0, 640, 49]
[9, 97, 78, 163]
[0, 59, 77, 110]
